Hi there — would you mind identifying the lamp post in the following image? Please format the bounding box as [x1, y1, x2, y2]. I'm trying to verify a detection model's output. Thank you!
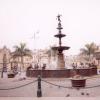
[37, 52, 42, 77]
[30, 31, 39, 68]
[1, 53, 7, 78]
[33, 31, 39, 51]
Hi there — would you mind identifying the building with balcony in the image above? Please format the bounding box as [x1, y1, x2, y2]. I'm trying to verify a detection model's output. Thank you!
[0, 46, 11, 70]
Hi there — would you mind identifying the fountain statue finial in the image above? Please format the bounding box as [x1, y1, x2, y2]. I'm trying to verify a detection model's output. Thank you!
[57, 14, 62, 22]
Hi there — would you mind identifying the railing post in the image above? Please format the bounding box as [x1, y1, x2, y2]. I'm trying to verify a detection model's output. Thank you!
[37, 75, 42, 97]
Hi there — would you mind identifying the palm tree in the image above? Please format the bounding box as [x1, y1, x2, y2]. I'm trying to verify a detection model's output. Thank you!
[80, 42, 98, 61]
[12, 43, 33, 69]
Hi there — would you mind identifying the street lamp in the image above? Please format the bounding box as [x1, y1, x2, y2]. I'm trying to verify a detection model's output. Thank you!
[30, 31, 39, 68]
[33, 31, 39, 51]
[1, 53, 7, 78]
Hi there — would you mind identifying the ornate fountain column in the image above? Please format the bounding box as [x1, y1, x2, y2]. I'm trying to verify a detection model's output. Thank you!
[52, 15, 70, 69]
[57, 53, 65, 69]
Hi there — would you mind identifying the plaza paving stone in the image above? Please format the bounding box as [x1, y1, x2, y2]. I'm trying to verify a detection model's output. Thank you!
[0, 74, 100, 97]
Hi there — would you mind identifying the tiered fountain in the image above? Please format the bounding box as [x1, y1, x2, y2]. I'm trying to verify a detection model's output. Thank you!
[52, 14, 70, 69]
[26, 15, 97, 78]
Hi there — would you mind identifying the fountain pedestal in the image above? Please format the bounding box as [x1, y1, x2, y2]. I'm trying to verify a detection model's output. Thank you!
[57, 53, 65, 69]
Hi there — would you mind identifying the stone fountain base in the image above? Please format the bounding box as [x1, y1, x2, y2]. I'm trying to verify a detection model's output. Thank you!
[26, 68, 97, 78]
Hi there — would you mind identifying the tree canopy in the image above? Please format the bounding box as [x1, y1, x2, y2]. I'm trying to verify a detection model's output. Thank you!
[11, 43, 33, 68]
[80, 42, 98, 61]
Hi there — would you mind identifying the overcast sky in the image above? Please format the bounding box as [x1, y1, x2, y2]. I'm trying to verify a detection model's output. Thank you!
[0, 0, 100, 55]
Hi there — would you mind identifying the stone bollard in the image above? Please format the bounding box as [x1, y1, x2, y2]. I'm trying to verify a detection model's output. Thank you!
[37, 75, 42, 97]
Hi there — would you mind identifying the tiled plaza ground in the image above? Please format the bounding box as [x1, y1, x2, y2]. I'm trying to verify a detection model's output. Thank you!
[0, 97, 100, 100]
[0, 72, 100, 97]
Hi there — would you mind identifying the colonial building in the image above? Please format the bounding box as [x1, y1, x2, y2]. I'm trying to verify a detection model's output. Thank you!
[32, 49, 50, 69]
[0, 46, 63, 70]
[0, 46, 33, 71]
[10, 55, 33, 70]
[0, 46, 11, 70]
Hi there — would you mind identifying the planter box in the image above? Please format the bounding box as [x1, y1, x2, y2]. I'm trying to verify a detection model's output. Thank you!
[71, 79, 86, 88]
[8, 74, 15, 78]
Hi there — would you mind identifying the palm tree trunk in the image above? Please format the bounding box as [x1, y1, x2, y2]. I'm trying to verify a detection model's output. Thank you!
[21, 56, 24, 70]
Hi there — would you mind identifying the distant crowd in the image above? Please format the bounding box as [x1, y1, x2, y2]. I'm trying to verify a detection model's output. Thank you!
[72, 62, 97, 69]
[27, 63, 47, 71]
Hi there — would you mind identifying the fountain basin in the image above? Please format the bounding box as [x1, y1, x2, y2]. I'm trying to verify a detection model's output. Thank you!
[71, 75, 86, 88]
[8, 73, 15, 78]
[71, 78, 86, 88]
